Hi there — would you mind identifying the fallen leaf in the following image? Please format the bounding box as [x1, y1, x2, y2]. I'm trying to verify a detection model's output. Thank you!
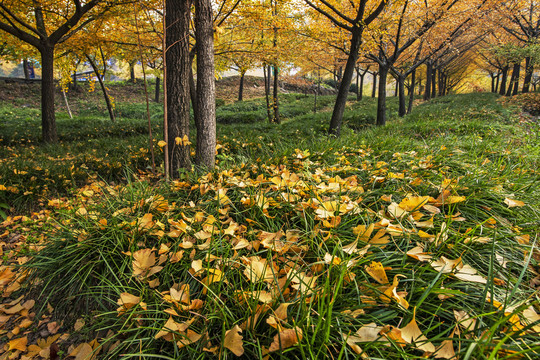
[504, 198, 525, 208]
[268, 327, 303, 352]
[365, 261, 389, 284]
[224, 325, 244, 356]
[8, 337, 27, 352]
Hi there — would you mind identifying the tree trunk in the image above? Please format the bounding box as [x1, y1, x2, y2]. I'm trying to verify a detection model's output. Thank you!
[39, 45, 57, 143]
[495, 71, 500, 93]
[397, 74, 406, 117]
[522, 56, 532, 93]
[376, 64, 388, 126]
[195, 0, 216, 169]
[431, 67, 437, 97]
[154, 77, 160, 102]
[23, 59, 30, 80]
[359, 72, 365, 101]
[86, 54, 115, 122]
[512, 63, 520, 96]
[264, 64, 273, 123]
[328, 28, 362, 136]
[424, 61, 432, 101]
[273, 65, 280, 124]
[506, 66, 515, 96]
[407, 69, 416, 114]
[393, 78, 398, 97]
[371, 72, 377, 98]
[238, 71, 245, 101]
[166, 0, 192, 174]
[355, 67, 360, 101]
[499, 66, 508, 95]
[129, 61, 136, 83]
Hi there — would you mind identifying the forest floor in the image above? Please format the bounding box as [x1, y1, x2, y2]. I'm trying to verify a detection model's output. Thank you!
[0, 82, 539, 359]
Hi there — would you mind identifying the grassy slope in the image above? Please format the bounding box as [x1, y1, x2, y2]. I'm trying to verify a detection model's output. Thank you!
[0, 88, 539, 359]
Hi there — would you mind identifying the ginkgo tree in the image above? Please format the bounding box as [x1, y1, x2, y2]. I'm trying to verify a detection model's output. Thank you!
[0, 0, 129, 143]
[304, 0, 387, 136]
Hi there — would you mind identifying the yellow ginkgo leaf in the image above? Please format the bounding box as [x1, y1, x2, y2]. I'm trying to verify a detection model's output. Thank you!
[365, 261, 389, 284]
[504, 198, 525, 208]
[8, 336, 28, 351]
[157, 140, 166, 148]
[268, 327, 303, 352]
[223, 325, 244, 356]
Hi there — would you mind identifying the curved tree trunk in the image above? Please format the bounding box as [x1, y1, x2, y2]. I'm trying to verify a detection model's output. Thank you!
[40, 45, 57, 143]
[376, 64, 388, 126]
[86, 54, 115, 122]
[195, 0, 216, 169]
[328, 28, 362, 136]
[166, 0, 192, 174]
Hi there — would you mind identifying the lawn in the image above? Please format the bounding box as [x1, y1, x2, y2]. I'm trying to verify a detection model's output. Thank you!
[1, 88, 539, 359]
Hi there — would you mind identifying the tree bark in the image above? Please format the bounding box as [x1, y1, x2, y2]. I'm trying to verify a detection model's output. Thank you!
[372, 72, 377, 97]
[397, 74, 406, 117]
[40, 45, 57, 143]
[376, 64, 388, 126]
[23, 59, 30, 80]
[129, 61, 136, 83]
[495, 71, 500, 93]
[512, 63, 520, 96]
[238, 71, 245, 101]
[273, 65, 280, 124]
[424, 61, 432, 101]
[355, 67, 360, 100]
[328, 28, 362, 136]
[86, 54, 115, 122]
[431, 67, 437, 97]
[522, 56, 532, 93]
[499, 66, 508, 95]
[166, 0, 192, 174]
[407, 69, 416, 114]
[264, 64, 273, 123]
[155, 77, 160, 102]
[195, 0, 216, 169]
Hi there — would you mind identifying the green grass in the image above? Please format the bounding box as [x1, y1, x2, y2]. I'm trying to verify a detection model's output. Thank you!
[1, 91, 540, 359]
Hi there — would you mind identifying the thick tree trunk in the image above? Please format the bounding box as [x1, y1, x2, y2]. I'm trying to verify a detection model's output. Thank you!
[522, 56, 532, 93]
[40, 45, 57, 143]
[195, 0, 216, 169]
[407, 69, 416, 114]
[499, 66, 508, 95]
[23, 59, 30, 80]
[86, 54, 115, 122]
[154, 77, 160, 102]
[238, 71, 245, 101]
[371, 72, 377, 98]
[328, 28, 362, 136]
[376, 64, 388, 126]
[273, 65, 280, 124]
[424, 61, 432, 101]
[166, 0, 192, 174]
[397, 74, 406, 117]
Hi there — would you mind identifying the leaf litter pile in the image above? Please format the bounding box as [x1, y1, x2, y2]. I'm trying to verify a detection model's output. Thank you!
[1, 137, 540, 358]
